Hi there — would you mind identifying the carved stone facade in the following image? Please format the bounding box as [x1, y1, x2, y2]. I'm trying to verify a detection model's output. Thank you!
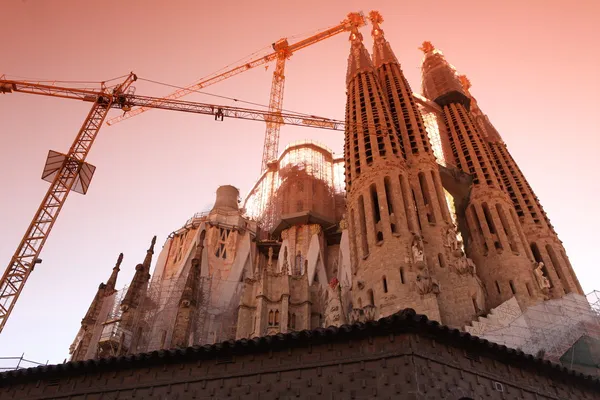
[68, 13, 585, 371]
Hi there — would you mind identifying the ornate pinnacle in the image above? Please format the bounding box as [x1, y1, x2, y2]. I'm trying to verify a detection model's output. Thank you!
[149, 235, 157, 251]
[368, 10, 384, 38]
[105, 252, 123, 292]
[419, 41, 435, 54]
[115, 253, 123, 269]
[349, 25, 364, 44]
[142, 235, 157, 272]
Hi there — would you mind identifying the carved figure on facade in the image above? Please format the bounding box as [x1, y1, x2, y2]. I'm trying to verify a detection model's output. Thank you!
[445, 224, 463, 256]
[281, 247, 289, 275]
[362, 304, 377, 321]
[324, 277, 346, 327]
[339, 217, 348, 230]
[266, 247, 274, 273]
[454, 251, 477, 277]
[415, 268, 440, 296]
[411, 234, 425, 268]
[534, 262, 551, 291]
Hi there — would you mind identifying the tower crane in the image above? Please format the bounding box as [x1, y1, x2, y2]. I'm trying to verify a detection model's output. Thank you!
[0, 74, 344, 333]
[105, 12, 366, 173]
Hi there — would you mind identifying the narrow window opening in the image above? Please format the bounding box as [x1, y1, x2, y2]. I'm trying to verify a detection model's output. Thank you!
[482, 203, 496, 234]
[412, 189, 423, 232]
[438, 253, 446, 268]
[400, 267, 405, 284]
[383, 276, 388, 293]
[384, 177, 398, 234]
[418, 172, 430, 205]
[432, 170, 449, 222]
[371, 184, 381, 223]
[268, 310, 274, 326]
[509, 280, 516, 295]
[358, 197, 369, 256]
[495, 281, 501, 295]
[546, 244, 568, 293]
[531, 242, 543, 263]
[472, 297, 478, 314]
[274, 310, 280, 326]
[399, 175, 414, 232]
[496, 203, 517, 251]
[367, 289, 375, 306]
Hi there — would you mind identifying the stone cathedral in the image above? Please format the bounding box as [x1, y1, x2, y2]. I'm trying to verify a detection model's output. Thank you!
[69, 12, 585, 364]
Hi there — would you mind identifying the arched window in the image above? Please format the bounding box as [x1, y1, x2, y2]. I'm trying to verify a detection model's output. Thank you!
[268, 310, 274, 326]
[274, 310, 280, 326]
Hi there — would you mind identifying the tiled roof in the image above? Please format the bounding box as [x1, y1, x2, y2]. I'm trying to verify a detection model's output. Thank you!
[1, 309, 599, 389]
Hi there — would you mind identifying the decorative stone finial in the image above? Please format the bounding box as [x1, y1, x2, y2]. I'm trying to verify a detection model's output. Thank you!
[115, 253, 123, 269]
[419, 41, 435, 54]
[105, 252, 123, 292]
[368, 10, 384, 37]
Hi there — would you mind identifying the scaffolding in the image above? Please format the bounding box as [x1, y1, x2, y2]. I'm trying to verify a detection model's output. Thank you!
[244, 140, 344, 233]
[123, 273, 243, 354]
[468, 292, 600, 375]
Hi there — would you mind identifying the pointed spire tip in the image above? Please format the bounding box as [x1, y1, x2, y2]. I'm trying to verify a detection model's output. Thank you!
[116, 253, 123, 268]
[149, 235, 157, 251]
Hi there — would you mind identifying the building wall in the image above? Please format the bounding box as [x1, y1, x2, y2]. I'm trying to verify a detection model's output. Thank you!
[7, 329, 599, 400]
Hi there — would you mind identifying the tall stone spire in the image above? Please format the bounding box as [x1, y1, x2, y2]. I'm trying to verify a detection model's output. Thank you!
[121, 236, 156, 313]
[172, 232, 205, 348]
[369, 12, 485, 327]
[344, 24, 441, 322]
[105, 253, 123, 293]
[70, 252, 125, 361]
[420, 44, 544, 310]
[459, 75, 584, 297]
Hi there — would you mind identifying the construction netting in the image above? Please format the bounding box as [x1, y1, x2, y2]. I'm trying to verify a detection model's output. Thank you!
[469, 292, 600, 375]
[130, 274, 243, 354]
[244, 140, 345, 233]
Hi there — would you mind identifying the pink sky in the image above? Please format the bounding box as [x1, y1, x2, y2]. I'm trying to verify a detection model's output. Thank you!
[0, 0, 598, 365]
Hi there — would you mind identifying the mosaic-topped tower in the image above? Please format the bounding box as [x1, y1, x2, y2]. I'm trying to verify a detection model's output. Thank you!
[369, 12, 485, 327]
[459, 75, 584, 298]
[344, 26, 441, 321]
[420, 42, 544, 309]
